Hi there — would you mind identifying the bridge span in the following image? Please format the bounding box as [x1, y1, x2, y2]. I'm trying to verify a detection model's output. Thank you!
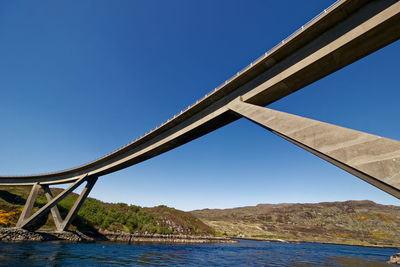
[1, 0, 400, 231]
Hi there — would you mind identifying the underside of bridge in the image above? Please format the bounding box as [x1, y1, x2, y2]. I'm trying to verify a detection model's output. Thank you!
[5, 0, 400, 231]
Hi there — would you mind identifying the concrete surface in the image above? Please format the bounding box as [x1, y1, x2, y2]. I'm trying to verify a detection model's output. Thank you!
[228, 98, 400, 199]
[1, 0, 398, 186]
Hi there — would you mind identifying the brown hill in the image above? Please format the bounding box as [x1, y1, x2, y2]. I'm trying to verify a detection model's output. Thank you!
[191, 200, 400, 247]
[143, 205, 213, 235]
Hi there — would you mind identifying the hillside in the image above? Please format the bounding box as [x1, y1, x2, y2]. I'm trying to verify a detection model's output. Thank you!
[2, 185, 399, 247]
[192, 201, 400, 247]
[0, 186, 213, 236]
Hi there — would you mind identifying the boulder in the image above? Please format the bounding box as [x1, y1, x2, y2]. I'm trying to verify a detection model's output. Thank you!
[388, 253, 400, 265]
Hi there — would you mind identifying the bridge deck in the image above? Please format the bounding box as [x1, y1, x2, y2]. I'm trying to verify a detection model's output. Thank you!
[1, 0, 399, 185]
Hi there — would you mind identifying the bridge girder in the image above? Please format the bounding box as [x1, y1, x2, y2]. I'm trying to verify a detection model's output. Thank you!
[228, 98, 400, 199]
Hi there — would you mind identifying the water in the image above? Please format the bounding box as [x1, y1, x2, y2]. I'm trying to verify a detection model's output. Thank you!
[0, 239, 397, 266]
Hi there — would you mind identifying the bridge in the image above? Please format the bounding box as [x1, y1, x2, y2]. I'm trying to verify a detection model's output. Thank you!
[1, 0, 399, 232]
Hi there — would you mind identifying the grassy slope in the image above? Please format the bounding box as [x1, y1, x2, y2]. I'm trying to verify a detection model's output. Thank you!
[0, 186, 213, 236]
[191, 201, 400, 247]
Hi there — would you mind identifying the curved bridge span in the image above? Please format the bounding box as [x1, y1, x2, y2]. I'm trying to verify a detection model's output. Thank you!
[2, 0, 400, 231]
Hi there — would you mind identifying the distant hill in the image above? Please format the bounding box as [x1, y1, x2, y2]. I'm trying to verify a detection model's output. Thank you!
[191, 201, 400, 247]
[0, 186, 213, 236]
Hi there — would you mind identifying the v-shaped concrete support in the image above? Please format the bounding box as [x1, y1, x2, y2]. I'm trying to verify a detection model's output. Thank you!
[16, 174, 97, 231]
[41, 184, 63, 231]
[228, 98, 400, 199]
[16, 182, 40, 228]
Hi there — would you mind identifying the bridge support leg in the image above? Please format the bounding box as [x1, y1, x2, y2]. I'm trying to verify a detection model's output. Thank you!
[228, 98, 400, 199]
[16, 174, 98, 231]
[16, 182, 40, 228]
[58, 176, 97, 231]
[41, 184, 63, 231]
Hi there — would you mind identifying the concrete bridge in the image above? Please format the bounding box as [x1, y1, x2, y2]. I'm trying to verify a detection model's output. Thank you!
[1, 0, 399, 231]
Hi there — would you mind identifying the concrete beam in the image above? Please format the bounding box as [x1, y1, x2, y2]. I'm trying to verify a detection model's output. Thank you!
[227, 98, 400, 199]
[59, 176, 97, 231]
[16, 183, 40, 228]
[41, 184, 63, 231]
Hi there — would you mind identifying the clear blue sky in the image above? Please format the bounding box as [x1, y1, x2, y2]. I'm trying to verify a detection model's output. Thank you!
[0, 1, 399, 211]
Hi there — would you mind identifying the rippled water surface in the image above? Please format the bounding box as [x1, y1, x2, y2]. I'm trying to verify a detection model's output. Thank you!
[0, 240, 397, 266]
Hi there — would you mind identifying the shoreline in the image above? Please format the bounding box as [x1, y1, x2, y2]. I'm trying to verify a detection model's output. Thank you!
[1, 228, 398, 250]
[0, 228, 236, 244]
[235, 237, 400, 249]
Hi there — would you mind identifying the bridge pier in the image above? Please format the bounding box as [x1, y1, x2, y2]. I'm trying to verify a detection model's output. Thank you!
[228, 98, 400, 199]
[16, 174, 97, 232]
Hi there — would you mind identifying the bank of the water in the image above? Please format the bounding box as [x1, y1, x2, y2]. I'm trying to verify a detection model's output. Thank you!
[236, 237, 400, 249]
[0, 228, 235, 244]
[0, 239, 397, 266]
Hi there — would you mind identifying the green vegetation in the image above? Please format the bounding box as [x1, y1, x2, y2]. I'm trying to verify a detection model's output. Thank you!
[70, 198, 160, 233]
[0, 186, 213, 235]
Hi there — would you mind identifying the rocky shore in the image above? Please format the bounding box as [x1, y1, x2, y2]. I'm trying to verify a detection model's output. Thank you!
[388, 253, 400, 265]
[0, 228, 236, 244]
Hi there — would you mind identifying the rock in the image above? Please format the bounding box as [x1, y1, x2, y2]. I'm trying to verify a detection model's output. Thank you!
[0, 228, 93, 242]
[0, 228, 46, 241]
[388, 253, 400, 264]
[95, 230, 237, 244]
[0, 228, 236, 244]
